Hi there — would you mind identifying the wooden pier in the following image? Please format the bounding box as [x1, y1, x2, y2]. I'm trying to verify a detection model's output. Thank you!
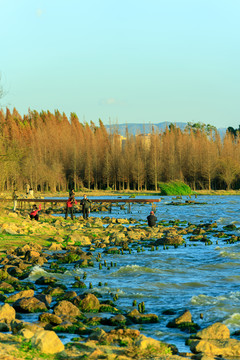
[7, 197, 161, 213]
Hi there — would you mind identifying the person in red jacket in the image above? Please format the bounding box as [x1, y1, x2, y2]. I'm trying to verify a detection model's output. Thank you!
[65, 196, 77, 220]
[30, 204, 41, 221]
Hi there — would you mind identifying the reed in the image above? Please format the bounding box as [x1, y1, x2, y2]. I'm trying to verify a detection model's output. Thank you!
[158, 181, 192, 195]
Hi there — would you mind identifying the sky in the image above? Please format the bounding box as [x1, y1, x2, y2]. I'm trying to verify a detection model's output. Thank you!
[0, 0, 240, 128]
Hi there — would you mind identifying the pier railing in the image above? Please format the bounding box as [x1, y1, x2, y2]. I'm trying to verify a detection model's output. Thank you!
[6, 197, 161, 213]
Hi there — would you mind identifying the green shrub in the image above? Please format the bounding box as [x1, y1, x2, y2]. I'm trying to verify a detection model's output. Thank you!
[158, 181, 191, 196]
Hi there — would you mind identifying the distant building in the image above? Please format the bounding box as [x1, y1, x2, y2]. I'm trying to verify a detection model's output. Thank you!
[136, 133, 151, 149]
[111, 134, 126, 150]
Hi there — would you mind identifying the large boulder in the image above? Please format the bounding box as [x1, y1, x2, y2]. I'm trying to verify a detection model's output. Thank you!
[13, 297, 48, 313]
[155, 230, 184, 245]
[48, 243, 63, 251]
[127, 309, 159, 324]
[68, 232, 92, 246]
[5, 289, 34, 303]
[104, 328, 140, 345]
[5, 266, 24, 278]
[195, 322, 230, 340]
[39, 313, 62, 326]
[31, 329, 64, 354]
[189, 323, 240, 358]
[35, 276, 57, 286]
[11, 319, 43, 335]
[72, 293, 100, 312]
[0, 304, 16, 323]
[190, 338, 240, 358]
[35, 294, 52, 308]
[135, 334, 170, 351]
[0, 281, 15, 293]
[0, 269, 18, 283]
[167, 310, 200, 333]
[170, 310, 192, 325]
[24, 250, 41, 262]
[53, 300, 81, 317]
[101, 314, 127, 327]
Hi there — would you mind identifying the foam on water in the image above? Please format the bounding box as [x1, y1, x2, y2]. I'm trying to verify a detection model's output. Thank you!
[223, 313, 240, 330]
[110, 264, 164, 276]
[219, 250, 240, 259]
[27, 265, 73, 282]
[27, 265, 49, 281]
[191, 294, 219, 306]
[217, 217, 233, 225]
[191, 291, 240, 306]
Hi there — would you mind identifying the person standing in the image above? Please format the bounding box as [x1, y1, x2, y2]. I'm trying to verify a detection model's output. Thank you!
[65, 196, 77, 220]
[80, 194, 92, 219]
[26, 183, 30, 195]
[147, 211, 157, 227]
[12, 189, 18, 212]
[30, 204, 41, 221]
[69, 189, 75, 198]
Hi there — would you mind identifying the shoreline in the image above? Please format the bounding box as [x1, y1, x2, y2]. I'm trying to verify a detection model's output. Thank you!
[0, 203, 240, 358]
[2, 188, 240, 201]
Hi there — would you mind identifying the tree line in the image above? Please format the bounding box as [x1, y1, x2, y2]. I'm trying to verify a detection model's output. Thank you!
[0, 107, 239, 192]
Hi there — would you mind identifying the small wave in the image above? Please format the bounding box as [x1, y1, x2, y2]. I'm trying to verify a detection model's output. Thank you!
[217, 217, 233, 224]
[27, 265, 73, 282]
[179, 282, 208, 288]
[111, 264, 163, 276]
[191, 294, 224, 305]
[219, 250, 240, 259]
[191, 291, 240, 306]
[27, 265, 49, 281]
[154, 281, 207, 289]
[201, 261, 240, 270]
[226, 276, 240, 283]
[223, 313, 240, 329]
[215, 246, 240, 260]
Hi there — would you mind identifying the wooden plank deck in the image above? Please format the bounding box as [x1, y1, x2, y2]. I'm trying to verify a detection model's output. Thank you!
[2, 197, 161, 212]
[15, 198, 161, 204]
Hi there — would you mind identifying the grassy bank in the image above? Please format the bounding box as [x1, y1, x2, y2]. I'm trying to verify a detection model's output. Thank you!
[158, 181, 192, 196]
[1, 188, 240, 201]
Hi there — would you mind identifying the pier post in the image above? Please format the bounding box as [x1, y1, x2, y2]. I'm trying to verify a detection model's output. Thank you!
[152, 203, 156, 212]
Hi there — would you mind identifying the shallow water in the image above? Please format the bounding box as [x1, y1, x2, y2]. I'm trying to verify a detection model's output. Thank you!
[27, 195, 240, 350]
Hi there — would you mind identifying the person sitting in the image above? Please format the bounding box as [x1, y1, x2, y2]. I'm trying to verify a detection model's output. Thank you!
[30, 204, 41, 221]
[147, 211, 157, 227]
[65, 196, 77, 220]
[80, 194, 92, 219]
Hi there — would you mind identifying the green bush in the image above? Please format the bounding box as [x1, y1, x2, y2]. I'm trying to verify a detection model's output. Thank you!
[158, 181, 191, 196]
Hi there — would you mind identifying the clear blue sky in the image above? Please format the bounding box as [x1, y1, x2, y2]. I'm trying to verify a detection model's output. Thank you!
[1, 0, 240, 128]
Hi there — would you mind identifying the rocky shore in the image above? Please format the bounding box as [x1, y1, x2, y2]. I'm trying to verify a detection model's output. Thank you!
[0, 205, 239, 359]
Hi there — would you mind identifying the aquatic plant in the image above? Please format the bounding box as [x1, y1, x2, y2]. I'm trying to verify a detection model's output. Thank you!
[125, 342, 172, 358]
[158, 181, 192, 195]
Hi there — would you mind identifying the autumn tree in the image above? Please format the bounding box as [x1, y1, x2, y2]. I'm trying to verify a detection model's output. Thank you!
[199, 130, 219, 190]
[218, 132, 240, 190]
[120, 127, 134, 190]
[109, 133, 122, 190]
[132, 135, 145, 190]
[148, 128, 161, 190]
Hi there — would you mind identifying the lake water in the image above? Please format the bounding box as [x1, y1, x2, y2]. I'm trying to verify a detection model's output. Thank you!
[29, 195, 240, 352]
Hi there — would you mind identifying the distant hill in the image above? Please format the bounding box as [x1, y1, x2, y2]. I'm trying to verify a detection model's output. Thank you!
[105, 122, 227, 137]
